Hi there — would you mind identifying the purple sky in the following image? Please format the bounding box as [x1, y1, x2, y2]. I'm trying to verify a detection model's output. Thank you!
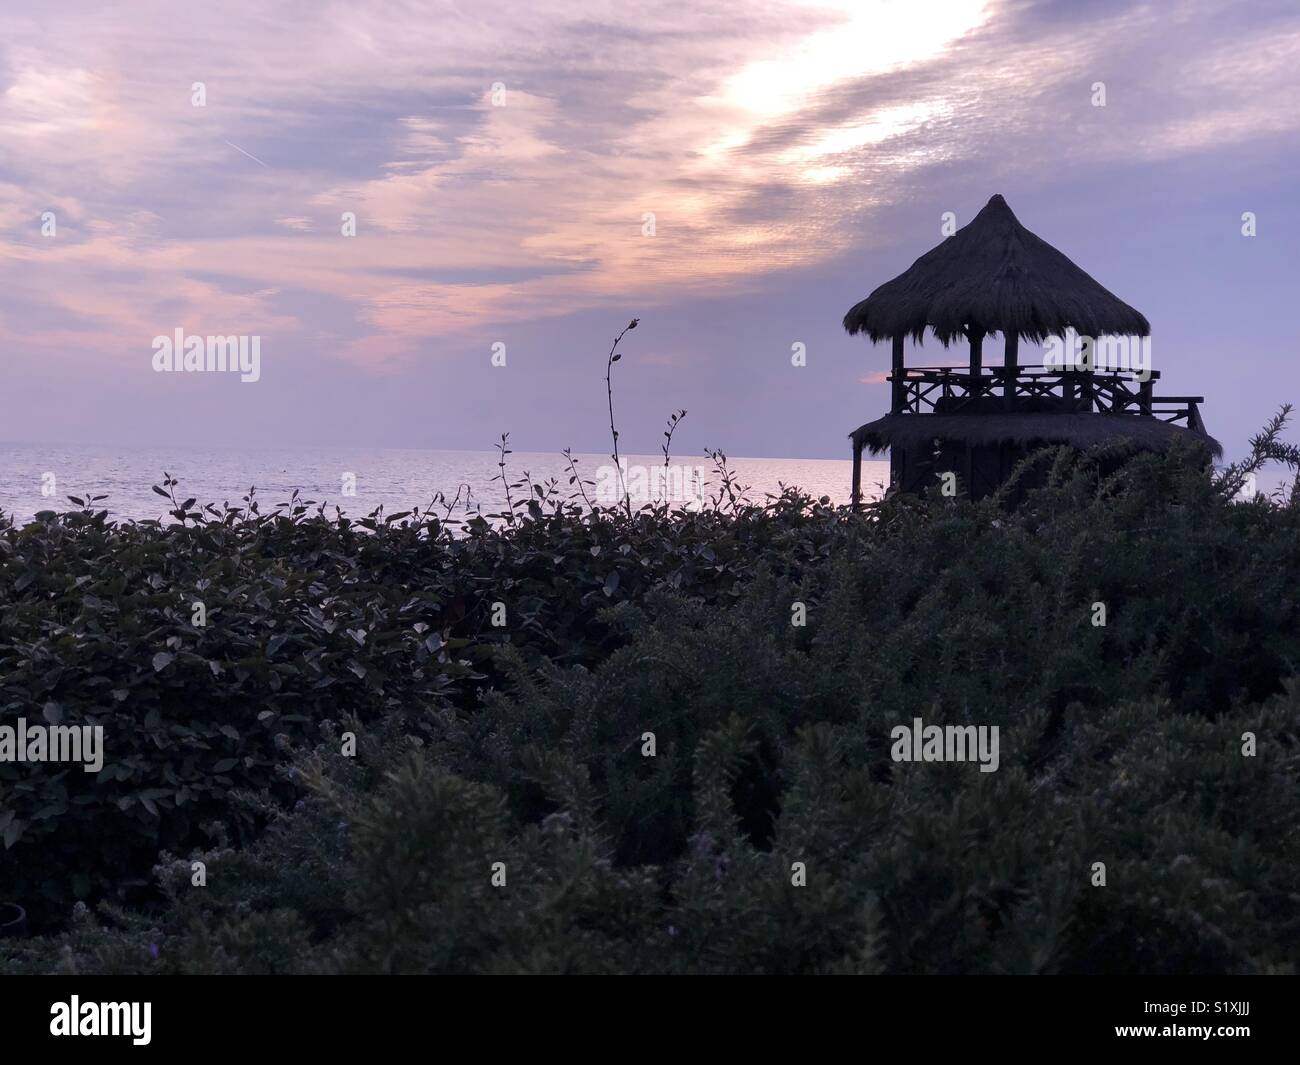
[1, 0, 1296, 461]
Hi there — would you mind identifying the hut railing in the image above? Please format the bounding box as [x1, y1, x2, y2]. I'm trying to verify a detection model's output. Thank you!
[889, 366, 1202, 426]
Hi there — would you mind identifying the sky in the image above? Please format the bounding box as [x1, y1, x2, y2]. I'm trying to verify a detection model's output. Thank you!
[0, 0, 1297, 461]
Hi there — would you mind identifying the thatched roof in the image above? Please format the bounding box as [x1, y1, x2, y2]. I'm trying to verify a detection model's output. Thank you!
[843, 195, 1150, 345]
[851, 412, 1222, 458]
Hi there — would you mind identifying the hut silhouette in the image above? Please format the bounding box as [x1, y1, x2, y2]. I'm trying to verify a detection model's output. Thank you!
[844, 194, 1220, 504]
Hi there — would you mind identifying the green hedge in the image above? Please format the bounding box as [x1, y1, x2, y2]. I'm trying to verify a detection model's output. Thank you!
[2, 441, 1300, 972]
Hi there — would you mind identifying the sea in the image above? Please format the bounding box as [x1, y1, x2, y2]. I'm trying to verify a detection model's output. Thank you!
[0, 444, 892, 525]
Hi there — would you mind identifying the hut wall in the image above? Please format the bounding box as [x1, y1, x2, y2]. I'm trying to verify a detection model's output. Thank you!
[890, 438, 1045, 502]
[889, 434, 1144, 505]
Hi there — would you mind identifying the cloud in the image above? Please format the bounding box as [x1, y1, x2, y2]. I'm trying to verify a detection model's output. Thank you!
[640, 352, 682, 367]
[1, 0, 1298, 378]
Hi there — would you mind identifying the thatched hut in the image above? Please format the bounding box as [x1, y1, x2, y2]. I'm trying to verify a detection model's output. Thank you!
[844, 194, 1218, 503]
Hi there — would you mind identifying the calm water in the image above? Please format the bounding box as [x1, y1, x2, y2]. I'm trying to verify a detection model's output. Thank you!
[0, 444, 891, 524]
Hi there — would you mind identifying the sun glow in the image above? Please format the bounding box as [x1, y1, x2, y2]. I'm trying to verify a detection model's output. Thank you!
[790, 102, 943, 161]
[719, 0, 989, 119]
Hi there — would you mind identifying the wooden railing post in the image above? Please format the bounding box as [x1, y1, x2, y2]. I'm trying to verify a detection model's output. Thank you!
[891, 334, 905, 413]
[851, 437, 864, 510]
[1003, 332, 1018, 410]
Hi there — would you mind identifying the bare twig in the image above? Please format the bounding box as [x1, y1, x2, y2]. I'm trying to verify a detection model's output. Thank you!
[606, 318, 639, 519]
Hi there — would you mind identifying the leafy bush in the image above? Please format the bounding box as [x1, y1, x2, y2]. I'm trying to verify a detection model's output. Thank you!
[0, 471, 844, 929]
[3, 435, 1300, 973]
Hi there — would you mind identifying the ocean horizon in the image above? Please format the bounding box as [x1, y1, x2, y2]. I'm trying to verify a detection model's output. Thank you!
[0, 443, 892, 524]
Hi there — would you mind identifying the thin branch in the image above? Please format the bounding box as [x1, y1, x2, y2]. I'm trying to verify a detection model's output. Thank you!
[606, 318, 639, 519]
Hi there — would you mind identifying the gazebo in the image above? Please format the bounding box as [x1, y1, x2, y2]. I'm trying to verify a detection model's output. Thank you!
[843, 194, 1219, 504]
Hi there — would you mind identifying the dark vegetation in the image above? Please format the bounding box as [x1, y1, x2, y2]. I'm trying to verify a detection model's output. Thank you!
[3, 385, 1300, 972]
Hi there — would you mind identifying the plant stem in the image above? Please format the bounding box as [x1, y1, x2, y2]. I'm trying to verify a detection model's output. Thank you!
[606, 321, 638, 520]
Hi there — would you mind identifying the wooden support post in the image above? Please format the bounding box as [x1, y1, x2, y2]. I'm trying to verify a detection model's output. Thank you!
[851, 437, 864, 510]
[968, 328, 984, 406]
[1003, 332, 1018, 410]
[891, 334, 905, 413]
[1139, 376, 1153, 415]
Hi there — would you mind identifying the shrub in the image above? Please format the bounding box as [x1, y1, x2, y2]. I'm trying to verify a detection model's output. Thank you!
[3, 438, 1300, 972]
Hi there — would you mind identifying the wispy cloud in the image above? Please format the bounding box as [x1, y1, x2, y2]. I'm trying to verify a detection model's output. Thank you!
[1, 0, 1297, 378]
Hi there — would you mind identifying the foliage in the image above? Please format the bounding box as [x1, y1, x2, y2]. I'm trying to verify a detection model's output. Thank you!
[3, 423, 1300, 973]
